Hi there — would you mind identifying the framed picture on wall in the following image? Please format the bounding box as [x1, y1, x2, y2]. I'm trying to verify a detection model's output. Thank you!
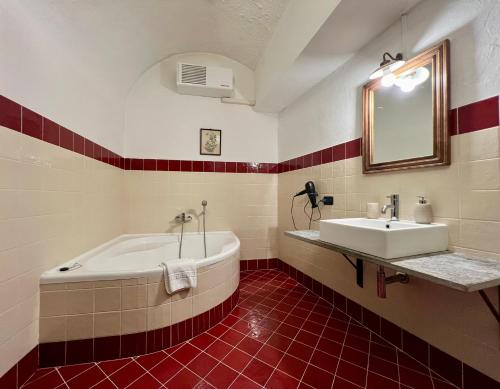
[200, 129, 222, 156]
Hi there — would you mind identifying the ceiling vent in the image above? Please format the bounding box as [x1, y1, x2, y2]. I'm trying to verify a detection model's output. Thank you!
[177, 63, 233, 98]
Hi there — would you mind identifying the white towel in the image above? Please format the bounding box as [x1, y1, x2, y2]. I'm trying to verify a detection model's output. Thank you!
[160, 259, 197, 294]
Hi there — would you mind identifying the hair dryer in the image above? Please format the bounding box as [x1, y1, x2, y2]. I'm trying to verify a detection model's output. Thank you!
[294, 181, 318, 208]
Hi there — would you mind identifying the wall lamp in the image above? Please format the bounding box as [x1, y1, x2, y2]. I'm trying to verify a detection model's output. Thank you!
[369, 52, 405, 87]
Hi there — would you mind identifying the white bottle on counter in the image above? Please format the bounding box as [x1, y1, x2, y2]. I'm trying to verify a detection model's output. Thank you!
[414, 196, 433, 224]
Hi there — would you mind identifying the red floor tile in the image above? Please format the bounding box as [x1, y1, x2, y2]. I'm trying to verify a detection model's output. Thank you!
[287, 341, 314, 362]
[205, 363, 238, 389]
[187, 352, 219, 378]
[135, 351, 168, 370]
[229, 374, 262, 388]
[255, 344, 285, 366]
[98, 358, 133, 375]
[267, 370, 300, 388]
[149, 357, 183, 384]
[277, 353, 307, 380]
[310, 350, 339, 373]
[222, 348, 253, 371]
[220, 328, 246, 345]
[66, 366, 106, 389]
[108, 361, 144, 388]
[302, 364, 334, 388]
[171, 342, 200, 365]
[242, 358, 274, 386]
[58, 363, 93, 382]
[336, 360, 367, 388]
[205, 339, 233, 360]
[127, 373, 162, 389]
[237, 336, 264, 356]
[366, 371, 399, 389]
[190, 333, 217, 350]
[22, 370, 64, 389]
[167, 368, 204, 388]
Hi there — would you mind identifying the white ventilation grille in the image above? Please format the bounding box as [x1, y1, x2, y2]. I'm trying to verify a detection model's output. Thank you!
[180, 64, 207, 86]
[176, 63, 233, 98]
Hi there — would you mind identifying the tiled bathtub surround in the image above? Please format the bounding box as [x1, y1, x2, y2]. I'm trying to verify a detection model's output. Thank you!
[38, 250, 239, 366]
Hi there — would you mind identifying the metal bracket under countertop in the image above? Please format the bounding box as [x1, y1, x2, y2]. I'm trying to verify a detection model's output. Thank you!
[478, 287, 500, 324]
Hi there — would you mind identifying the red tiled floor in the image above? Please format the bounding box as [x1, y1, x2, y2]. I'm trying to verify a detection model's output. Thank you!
[21, 270, 460, 389]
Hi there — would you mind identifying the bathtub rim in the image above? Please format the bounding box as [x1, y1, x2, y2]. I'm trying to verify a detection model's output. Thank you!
[40, 231, 240, 284]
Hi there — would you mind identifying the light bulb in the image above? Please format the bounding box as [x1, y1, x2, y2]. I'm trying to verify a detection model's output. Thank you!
[381, 73, 396, 87]
[400, 82, 415, 92]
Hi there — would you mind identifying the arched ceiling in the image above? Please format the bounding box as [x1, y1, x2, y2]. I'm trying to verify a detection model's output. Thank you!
[5, 0, 289, 99]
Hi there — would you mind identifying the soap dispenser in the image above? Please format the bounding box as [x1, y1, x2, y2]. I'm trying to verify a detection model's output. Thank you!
[414, 196, 433, 224]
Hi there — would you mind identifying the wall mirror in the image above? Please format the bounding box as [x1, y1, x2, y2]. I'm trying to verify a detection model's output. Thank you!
[362, 40, 450, 173]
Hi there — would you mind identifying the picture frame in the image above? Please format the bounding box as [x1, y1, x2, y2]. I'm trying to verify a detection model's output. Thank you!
[200, 128, 222, 156]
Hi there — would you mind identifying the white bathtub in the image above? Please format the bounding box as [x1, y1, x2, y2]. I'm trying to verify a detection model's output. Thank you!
[40, 231, 240, 284]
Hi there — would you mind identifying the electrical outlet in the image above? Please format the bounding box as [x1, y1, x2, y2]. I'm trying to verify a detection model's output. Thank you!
[322, 196, 334, 205]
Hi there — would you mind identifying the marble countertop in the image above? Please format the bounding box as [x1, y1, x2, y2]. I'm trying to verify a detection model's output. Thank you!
[285, 230, 500, 292]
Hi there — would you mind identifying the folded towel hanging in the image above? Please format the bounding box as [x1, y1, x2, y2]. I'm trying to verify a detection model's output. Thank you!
[160, 259, 197, 294]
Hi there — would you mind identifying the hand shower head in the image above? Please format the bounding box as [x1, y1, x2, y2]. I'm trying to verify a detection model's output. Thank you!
[202, 200, 207, 207]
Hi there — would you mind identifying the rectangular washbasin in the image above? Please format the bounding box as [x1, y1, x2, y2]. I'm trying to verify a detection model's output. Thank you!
[319, 218, 448, 259]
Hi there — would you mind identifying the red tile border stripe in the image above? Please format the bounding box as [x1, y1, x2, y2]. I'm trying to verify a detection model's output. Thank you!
[2, 95, 499, 176]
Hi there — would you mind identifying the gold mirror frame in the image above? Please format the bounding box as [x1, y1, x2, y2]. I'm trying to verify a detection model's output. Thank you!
[362, 40, 450, 173]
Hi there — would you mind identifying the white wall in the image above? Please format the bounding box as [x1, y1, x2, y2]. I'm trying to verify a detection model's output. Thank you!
[0, 1, 124, 154]
[124, 53, 278, 162]
[278, 0, 500, 161]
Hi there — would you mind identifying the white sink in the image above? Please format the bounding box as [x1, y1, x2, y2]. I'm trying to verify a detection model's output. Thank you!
[319, 218, 448, 259]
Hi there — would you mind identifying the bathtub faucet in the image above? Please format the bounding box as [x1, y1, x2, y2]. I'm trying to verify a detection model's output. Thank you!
[175, 213, 192, 224]
[175, 213, 192, 258]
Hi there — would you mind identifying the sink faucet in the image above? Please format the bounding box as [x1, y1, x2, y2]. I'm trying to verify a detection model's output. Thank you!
[381, 194, 399, 221]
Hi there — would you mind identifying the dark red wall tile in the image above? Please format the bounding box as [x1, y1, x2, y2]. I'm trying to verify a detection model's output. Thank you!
[169, 160, 180, 171]
[94, 144, 103, 161]
[303, 153, 313, 168]
[402, 330, 429, 366]
[362, 308, 380, 334]
[84, 138, 94, 158]
[247, 162, 259, 173]
[429, 345, 462, 387]
[346, 299, 362, 322]
[121, 333, 146, 357]
[94, 336, 120, 361]
[334, 292, 347, 312]
[193, 161, 204, 172]
[42, 118, 59, 146]
[333, 143, 346, 161]
[269, 163, 279, 174]
[345, 138, 361, 159]
[130, 158, 144, 170]
[448, 108, 458, 136]
[203, 161, 214, 172]
[59, 127, 74, 151]
[214, 161, 226, 173]
[312, 151, 321, 166]
[22, 108, 42, 140]
[321, 147, 333, 164]
[181, 160, 192, 172]
[73, 133, 85, 155]
[458, 96, 499, 134]
[463, 364, 499, 389]
[0, 364, 16, 389]
[17, 346, 38, 387]
[39, 342, 66, 367]
[380, 318, 402, 349]
[225, 162, 236, 173]
[143, 159, 156, 171]
[258, 163, 269, 174]
[0, 95, 21, 132]
[66, 339, 93, 365]
[236, 162, 247, 173]
[157, 159, 169, 171]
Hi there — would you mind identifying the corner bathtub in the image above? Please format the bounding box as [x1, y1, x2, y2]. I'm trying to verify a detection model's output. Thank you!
[38, 232, 240, 367]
